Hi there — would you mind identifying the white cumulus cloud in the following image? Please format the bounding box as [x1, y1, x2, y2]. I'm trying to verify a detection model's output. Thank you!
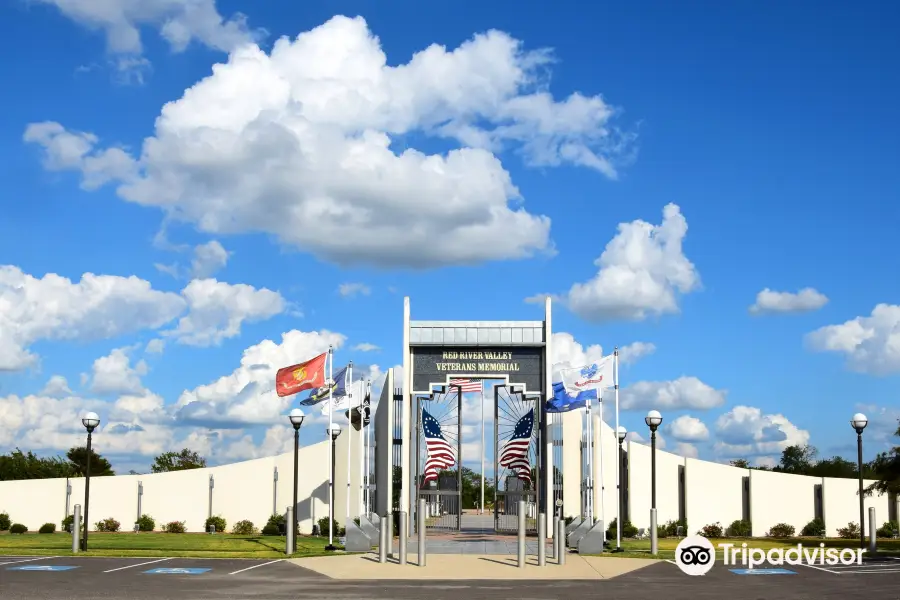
[535, 204, 700, 322]
[25, 16, 634, 268]
[805, 304, 900, 375]
[32, 0, 261, 77]
[749, 287, 828, 315]
[713, 405, 810, 459]
[0, 265, 185, 371]
[339, 283, 371, 298]
[666, 415, 710, 442]
[0, 265, 286, 370]
[620, 376, 726, 411]
[164, 279, 285, 347]
[88, 346, 149, 395]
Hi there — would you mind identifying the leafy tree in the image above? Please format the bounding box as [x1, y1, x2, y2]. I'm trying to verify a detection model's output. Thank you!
[151, 449, 207, 473]
[866, 420, 900, 497]
[778, 444, 818, 474]
[66, 446, 115, 477]
[0, 449, 75, 480]
[729, 459, 751, 469]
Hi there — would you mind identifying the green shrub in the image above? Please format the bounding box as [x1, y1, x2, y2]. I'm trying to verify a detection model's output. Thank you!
[95, 518, 120, 532]
[136, 514, 155, 532]
[605, 518, 638, 540]
[205, 515, 226, 533]
[837, 522, 860, 539]
[564, 516, 575, 526]
[232, 520, 257, 535]
[662, 519, 687, 536]
[725, 519, 752, 537]
[317, 516, 345, 537]
[766, 523, 796, 538]
[698, 522, 724, 538]
[164, 521, 186, 533]
[0, 512, 10, 531]
[9, 523, 27, 534]
[61, 513, 82, 532]
[38, 523, 56, 534]
[261, 513, 284, 536]
[876, 520, 898, 538]
[656, 524, 668, 538]
[801, 518, 826, 537]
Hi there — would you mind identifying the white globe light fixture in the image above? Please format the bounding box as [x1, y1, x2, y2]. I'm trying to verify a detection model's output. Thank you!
[645, 410, 663, 431]
[327, 423, 342, 439]
[616, 425, 627, 442]
[289, 408, 305, 429]
[81, 411, 100, 432]
[850, 413, 868, 434]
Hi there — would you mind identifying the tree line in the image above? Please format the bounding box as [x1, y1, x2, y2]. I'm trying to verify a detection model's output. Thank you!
[728, 418, 899, 496]
[0, 447, 208, 481]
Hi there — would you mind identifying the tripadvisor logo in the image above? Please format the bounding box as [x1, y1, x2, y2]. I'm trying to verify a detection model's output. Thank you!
[674, 536, 866, 575]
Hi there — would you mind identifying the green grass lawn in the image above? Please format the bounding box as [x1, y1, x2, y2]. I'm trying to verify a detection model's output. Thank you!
[592, 536, 900, 560]
[0, 532, 340, 558]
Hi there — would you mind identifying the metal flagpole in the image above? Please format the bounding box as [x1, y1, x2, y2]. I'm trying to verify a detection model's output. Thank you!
[365, 380, 373, 517]
[480, 382, 485, 514]
[598, 389, 605, 528]
[614, 347, 621, 550]
[328, 346, 334, 547]
[359, 378, 365, 517]
[346, 363, 352, 527]
[586, 397, 593, 522]
[366, 382, 371, 515]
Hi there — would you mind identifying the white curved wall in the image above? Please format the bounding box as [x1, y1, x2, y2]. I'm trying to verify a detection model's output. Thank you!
[685, 457, 746, 531]
[1, 414, 896, 540]
[0, 437, 339, 534]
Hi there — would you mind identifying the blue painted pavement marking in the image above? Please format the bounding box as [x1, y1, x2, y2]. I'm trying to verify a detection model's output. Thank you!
[8, 565, 78, 571]
[730, 568, 795, 575]
[144, 567, 211, 575]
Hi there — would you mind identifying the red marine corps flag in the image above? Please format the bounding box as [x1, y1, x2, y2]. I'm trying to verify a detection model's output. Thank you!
[275, 352, 328, 397]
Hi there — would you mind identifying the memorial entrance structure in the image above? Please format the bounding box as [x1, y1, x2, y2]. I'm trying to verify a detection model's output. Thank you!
[374, 297, 559, 550]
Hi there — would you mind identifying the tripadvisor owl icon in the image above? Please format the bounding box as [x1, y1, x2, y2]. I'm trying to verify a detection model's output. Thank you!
[675, 536, 715, 576]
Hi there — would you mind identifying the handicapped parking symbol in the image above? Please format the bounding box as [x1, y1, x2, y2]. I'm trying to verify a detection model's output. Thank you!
[144, 567, 211, 575]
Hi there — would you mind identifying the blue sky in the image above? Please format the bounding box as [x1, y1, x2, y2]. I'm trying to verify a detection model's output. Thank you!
[0, 0, 897, 473]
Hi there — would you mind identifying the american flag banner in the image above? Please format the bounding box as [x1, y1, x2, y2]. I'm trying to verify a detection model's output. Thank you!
[422, 408, 456, 483]
[449, 378, 483, 393]
[499, 408, 534, 484]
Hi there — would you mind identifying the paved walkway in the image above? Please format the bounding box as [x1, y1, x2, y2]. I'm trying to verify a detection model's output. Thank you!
[289, 553, 656, 580]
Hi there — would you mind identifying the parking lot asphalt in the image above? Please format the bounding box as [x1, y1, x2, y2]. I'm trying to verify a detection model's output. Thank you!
[1, 554, 898, 600]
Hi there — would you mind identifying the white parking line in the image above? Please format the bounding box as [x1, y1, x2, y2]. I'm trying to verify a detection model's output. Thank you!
[228, 560, 283, 575]
[0, 556, 58, 566]
[790, 561, 840, 574]
[831, 568, 900, 574]
[103, 558, 172, 573]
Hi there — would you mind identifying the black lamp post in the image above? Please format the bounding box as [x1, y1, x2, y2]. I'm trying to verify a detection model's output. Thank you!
[325, 423, 342, 551]
[615, 425, 627, 551]
[288, 408, 305, 547]
[644, 410, 663, 510]
[851, 413, 868, 549]
[80, 411, 100, 551]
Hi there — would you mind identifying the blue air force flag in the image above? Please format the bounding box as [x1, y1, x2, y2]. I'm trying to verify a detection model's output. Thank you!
[546, 381, 598, 413]
[559, 356, 614, 394]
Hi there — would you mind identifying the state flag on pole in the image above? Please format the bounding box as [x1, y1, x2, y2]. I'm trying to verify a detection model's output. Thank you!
[275, 352, 327, 397]
[322, 379, 366, 415]
[560, 355, 614, 393]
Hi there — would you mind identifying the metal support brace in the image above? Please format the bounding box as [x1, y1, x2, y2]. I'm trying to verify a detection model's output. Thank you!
[285, 507, 294, 555]
[418, 499, 426, 567]
[71, 504, 81, 553]
[538, 513, 546, 566]
[517, 500, 526, 568]
[378, 517, 387, 563]
[399, 512, 408, 565]
[557, 518, 566, 565]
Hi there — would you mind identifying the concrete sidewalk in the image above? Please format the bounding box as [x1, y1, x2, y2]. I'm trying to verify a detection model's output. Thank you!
[288, 553, 658, 580]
